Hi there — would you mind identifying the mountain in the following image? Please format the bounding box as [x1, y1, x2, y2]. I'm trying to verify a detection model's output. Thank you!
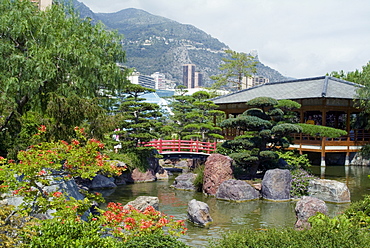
[73, 2, 289, 84]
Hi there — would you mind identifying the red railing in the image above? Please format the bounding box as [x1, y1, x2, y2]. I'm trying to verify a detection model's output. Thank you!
[142, 139, 217, 154]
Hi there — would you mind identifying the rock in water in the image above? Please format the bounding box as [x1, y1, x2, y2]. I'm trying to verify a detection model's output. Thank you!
[261, 169, 292, 201]
[203, 154, 233, 195]
[187, 199, 213, 227]
[124, 196, 159, 211]
[171, 173, 197, 191]
[216, 179, 260, 202]
[295, 196, 328, 229]
[308, 179, 350, 203]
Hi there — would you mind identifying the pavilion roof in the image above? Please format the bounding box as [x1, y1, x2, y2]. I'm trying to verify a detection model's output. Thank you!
[212, 76, 362, 104]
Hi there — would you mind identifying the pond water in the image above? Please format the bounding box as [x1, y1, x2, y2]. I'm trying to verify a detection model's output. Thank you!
[100, 166, 370, 248]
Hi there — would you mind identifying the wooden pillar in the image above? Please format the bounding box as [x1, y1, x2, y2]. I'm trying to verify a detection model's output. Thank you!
[345, 151, 350, 166]
[346, 110, 351, 132]
[321, 138, 326, 167]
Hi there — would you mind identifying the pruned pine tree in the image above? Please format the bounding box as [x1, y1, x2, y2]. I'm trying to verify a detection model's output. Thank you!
[111, 83, 161, 152]
[220, 97, 302, 178]
[170, 90, 224, 142]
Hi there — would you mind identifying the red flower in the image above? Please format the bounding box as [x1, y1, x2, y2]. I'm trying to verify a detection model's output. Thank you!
[53, 191, 63, 197]
[38, 125, 46, 132]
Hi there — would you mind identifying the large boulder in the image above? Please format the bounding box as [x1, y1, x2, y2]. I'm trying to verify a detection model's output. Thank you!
[308, 179, 350, 203]
[261, 169, 292, 201]
[203, 154, 233, 195]
[171, 173, 197, 191]
[89, 174, 117, 189]
[295, 196, 328, 229]
[4, 178, 84, 219]
[124, 196, 159, 211]
[187, 199, 213, 227]
[124, 168, 156, 183]
[216, 179, 260, 202]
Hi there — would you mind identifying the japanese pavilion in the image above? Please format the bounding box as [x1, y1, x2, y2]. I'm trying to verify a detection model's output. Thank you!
[212, 76, 369, 166]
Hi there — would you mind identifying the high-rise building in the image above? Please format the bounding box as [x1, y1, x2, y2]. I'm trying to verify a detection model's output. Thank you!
[30, 0, 52, 11]
[183, 64, 195, 89]
[194, 71, 203, 88]
[241, 76, 269, 89]
[183, 64, 203, 89]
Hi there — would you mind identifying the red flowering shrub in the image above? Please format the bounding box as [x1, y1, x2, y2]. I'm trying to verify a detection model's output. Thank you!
[100, 203, 187, 241]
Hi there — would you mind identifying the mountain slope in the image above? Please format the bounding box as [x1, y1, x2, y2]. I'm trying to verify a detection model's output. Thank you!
[74, 2, 288, 84]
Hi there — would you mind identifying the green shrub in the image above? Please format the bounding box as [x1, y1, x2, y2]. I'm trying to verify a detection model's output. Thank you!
[290, 169, 316, 198]
[207, 225, 370, 248]
[120, 233, 189, 248]
[275, 150, 311, 170]
[193, 164, 205, 191]
[21, 218, 118, 248]
[359, 144, 370, 159]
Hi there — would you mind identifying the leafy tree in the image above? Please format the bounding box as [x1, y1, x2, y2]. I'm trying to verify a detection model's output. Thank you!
[210, 49, 257, 91]
[169, 90, 224, 142]
[219, 97, 302, 178]
[0, 0, 128, 156]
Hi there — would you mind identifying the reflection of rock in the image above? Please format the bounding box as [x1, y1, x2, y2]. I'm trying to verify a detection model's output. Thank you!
[124, 196, 159, 211]
[155, 167, 169, 180]
[203, 154, 233, 195]
[308, 179, 350, 203]
[187, 199, 213, 227]
[261, 169, 292, 201]
[93, 188, 116, 198]
[295, 196, 328, 229]
[171, 173, 197, 191]
[350, 153, 370, 166]
[216, 179, 260, 202]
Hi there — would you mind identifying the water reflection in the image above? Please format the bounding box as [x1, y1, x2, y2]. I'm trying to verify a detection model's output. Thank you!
[100, 166, 370, 247]
[310, 166, 370, 201]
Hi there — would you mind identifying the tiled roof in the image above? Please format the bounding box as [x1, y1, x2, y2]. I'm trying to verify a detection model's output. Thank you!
[212, 76, 362, 104]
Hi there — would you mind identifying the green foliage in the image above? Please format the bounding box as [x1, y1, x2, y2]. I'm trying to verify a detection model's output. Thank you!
[0, 0, 129, 156]
[359, 144, 370, 159]
[192, 165, 205, 191]
[210, 49, 257, 91]
[169, 90, 224, 142]
[290, 169, 316, 197]
[207, 224, 370, 248]
[275, 150, 311, 170]
[342, 194, 370, 228]
[297, 123, 347, 138]
[246, 97, 278, 109]
[108, 83, 161, 156]
[121, 233, 189, 248]
[220, 97, 302, 177]
[22, 217, 118, 248]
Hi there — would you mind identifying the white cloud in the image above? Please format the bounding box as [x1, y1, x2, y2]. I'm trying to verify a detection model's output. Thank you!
[79, 0, 370, 79]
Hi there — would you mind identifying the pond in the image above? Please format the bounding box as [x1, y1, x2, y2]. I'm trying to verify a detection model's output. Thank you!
[100, 166, 370, 247]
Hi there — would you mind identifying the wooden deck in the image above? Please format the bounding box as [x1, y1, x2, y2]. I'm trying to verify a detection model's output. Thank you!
[223, 129, 370, 166]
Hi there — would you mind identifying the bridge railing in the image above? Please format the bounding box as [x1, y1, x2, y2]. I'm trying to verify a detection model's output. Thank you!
[142, 139, 217, 154]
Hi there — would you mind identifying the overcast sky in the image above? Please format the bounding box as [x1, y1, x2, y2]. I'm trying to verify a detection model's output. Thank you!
[78, 0, 370, 79]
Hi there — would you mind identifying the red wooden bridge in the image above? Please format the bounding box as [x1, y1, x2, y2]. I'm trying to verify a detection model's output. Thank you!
[142, 139, 217, 159]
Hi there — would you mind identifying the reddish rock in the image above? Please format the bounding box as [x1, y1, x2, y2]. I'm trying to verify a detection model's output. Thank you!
[125, 168, 156, 183]
[295, 196, 328, 230]
[203, 154, 233, 195]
